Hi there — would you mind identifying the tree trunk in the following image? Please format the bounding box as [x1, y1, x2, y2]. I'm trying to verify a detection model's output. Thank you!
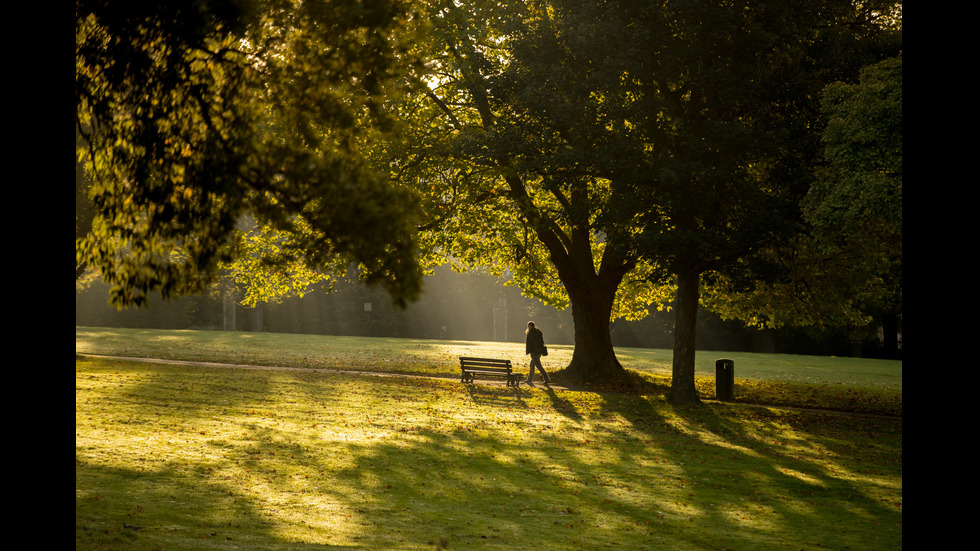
[667, 269, 701, 404]
[223, 288, 237, 331]
[561, 275, 626, 384]
[249, 302, 264, 332]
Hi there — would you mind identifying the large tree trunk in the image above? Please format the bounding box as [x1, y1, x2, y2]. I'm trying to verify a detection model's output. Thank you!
[561, 274, 625, 384]
[550, 232, 634, 384]
[668, 269, 701, 404]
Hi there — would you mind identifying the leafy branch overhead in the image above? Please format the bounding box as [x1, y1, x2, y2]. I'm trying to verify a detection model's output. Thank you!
[76, 0, 428, 308]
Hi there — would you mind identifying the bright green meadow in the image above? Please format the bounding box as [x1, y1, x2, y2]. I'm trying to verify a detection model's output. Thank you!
[76, 327, 902, 550]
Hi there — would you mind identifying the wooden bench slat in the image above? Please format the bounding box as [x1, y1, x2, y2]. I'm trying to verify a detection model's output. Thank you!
[465, 369, 511, 375]
[459, 357, 511, 365]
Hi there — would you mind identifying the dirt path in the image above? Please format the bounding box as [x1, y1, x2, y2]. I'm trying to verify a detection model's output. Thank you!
[78, 353, 564, 388]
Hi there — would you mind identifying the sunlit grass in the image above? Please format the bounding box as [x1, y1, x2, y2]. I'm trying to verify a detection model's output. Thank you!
[75, 326, 902, 416]
[77, 353, 901, 550]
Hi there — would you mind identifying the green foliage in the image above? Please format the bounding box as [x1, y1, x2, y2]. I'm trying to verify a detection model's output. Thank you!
[703, 54, 903, 330]
[76, 0, 427, 308]
[219, 219, 339, 308]
[389, 0, 902, 390]
[384, 0, 667, 323]
[806, 54, 902, 260]
[699, 236, 880, 329]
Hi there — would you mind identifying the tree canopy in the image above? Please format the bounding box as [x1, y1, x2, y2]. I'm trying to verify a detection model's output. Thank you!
[76, 0, 427, 307]
[77, 0, 903, 397]
[384, 0, 901, 397]
[383, 0, 672, 384]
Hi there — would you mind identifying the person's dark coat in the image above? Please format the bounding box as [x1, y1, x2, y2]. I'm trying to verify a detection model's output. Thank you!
[526, 327, 545, 355]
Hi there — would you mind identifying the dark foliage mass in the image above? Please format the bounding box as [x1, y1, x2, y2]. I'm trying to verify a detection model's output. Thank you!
[76, 0, 425, 308]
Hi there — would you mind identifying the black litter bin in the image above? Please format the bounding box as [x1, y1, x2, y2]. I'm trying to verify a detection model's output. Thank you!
[715, 358, 734, 400]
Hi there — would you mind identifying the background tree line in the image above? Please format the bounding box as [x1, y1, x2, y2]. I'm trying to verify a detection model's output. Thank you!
[76, 263, 896, 359]
[77, 0, 902, 402]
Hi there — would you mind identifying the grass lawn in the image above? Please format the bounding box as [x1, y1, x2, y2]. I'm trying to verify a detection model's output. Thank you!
[75, 327, 902, 416]
[76, 327, 901, 550]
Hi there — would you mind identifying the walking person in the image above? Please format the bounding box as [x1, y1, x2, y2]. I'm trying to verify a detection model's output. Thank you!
[524, 321, 551, 385]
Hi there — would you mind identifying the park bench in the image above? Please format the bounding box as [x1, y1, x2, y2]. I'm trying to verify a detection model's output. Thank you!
[459, 357, 520, 387]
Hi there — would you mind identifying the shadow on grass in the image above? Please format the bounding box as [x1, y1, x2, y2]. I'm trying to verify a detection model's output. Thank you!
[594, 393, 902, 549]
[462, 381, 529, 410]
[76, 357, 901, 550]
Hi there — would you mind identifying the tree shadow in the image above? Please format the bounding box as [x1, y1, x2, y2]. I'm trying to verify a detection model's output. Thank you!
[462, 381, 529, 409]
[593, 391, 902, 549]
[76, 356, 901, 550]
[75, 451, 361, 550]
